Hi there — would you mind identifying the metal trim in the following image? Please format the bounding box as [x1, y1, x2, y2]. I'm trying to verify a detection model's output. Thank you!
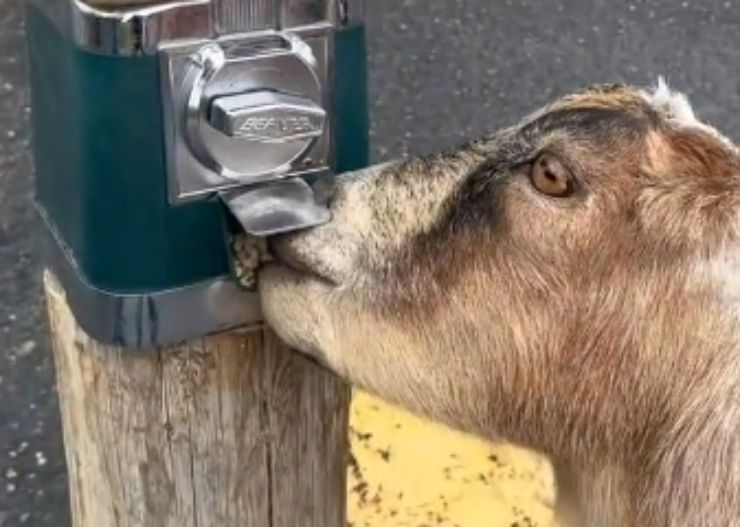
[39, 205, 260, 348]
[29, 0, 365, 56]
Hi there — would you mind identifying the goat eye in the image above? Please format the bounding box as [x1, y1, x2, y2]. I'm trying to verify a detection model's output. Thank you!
[529, 153, 574, 197]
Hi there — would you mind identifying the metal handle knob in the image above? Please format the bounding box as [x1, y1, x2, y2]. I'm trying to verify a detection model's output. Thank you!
[178, 38, 328, 187]
[208, 90, 326, 143]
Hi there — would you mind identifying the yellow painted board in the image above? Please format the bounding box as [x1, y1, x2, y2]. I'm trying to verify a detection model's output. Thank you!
[348, 391, 557, 527]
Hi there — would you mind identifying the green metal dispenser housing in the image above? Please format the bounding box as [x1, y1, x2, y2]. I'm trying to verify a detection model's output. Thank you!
[25, 0, 370, 347]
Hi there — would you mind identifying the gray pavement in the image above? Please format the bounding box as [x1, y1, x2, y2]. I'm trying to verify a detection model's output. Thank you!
[1, 0, 739, 525]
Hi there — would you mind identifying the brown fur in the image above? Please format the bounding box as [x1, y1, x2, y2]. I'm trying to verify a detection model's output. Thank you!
[259, 83, 740, 527]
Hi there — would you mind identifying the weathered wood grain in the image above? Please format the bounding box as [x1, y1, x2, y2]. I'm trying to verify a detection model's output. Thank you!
[44, 271, 350, 527]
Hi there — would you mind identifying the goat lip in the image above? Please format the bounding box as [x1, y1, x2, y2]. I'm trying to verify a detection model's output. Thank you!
[268, 239, 339, 286]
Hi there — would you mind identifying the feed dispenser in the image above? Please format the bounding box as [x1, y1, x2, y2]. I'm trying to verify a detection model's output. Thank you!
[26, 0, 370, 346]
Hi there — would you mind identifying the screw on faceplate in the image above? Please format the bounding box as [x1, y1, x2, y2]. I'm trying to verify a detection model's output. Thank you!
[188, 44, 226, 78]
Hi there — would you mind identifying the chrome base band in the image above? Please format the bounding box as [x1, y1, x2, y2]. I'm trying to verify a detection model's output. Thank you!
[40, 209, 260, 348]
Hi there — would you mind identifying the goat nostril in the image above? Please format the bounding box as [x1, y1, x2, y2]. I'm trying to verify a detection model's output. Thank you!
[312, 177, 338, 208]
[266, 235, 292, 258]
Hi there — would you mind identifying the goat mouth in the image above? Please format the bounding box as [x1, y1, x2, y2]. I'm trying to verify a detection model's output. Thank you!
[268, 237, 339, 286]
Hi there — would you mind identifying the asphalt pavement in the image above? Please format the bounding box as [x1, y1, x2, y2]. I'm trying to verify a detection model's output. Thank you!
[1, 0, 739, 525]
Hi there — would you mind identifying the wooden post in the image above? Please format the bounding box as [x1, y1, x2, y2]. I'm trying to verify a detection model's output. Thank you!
[44, 271, 350, 527]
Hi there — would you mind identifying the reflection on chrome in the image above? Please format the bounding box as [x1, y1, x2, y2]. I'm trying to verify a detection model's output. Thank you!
[28, 0, 365, 56]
